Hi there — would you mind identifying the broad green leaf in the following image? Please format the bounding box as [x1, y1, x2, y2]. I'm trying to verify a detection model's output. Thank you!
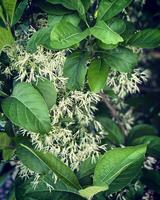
[1, 0, 17, 25]
[3, 148, 15, 160]
[79, 186, 108, 200]
[97, 0, 132, 21]
[33, 78, 57, 110]
[15, 175, 80, 200]
[34, 0, 73, 16]
[103, 47, 138, 73]
[127, 29, 160, 48]
[127, 124, 158, 144]
[17, 144, 81, 190]
[0, 132, 11, 149]
[50, 21, 89, 49]
[109, 19, 126, 34]
[2, 82, 51, 134]
[141, 169, 160, 193]
[93, 145, 147, 194]
[131, 136, 160, 158]
[0, 26, 14, 52]
[26, 27, 52, 53]
[47, 0, 86, 20]
[91, 20, 123, 45]
[63, 52, 89, 90]
[87, 59, 110, 92]
[97, 41, 117, 50]
[78, 157, 97, 180]
[96, 116, 124, 145]
[12, 0, 28, 25]
[27, 14, 81, 53]
[81, 0, 92, 11]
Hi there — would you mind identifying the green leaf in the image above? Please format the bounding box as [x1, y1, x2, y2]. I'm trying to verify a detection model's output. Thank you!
[103, 47, 138, 73]
[3, 148, 15, 160]
[96, 116, 124, 145]
[33, 78, 57, 110]
[109, 19, 126, 34]
[78, 157, 97, 180]
[26, 27, 52, 53]
[97, 41, 117, 50]
[131, 136, 160, 158]
[63, 52, 89, 90]
[0, 26, 14, 52]
[97, 0, 132, 21]
[87, 59, 110, 92]
[2, 82, 51, 134]
[0, 90, 8, 97]
[127, 124, 158, 144]
[47, 0, 86, 20]
[0, 132, 11, 149]
[126, 29, 160, 48]
[1, 0, 17, 25]
[34, 0, 73, 16]
[141, 169, 160, 193]
[81, 0, 92, 11]
[91, 20, 123, 45]
[93, 145, 147, 194]
[12, 0, 28, 25]
[50, 20, 89, 49]
[79, 186, 108, 200]
[17, 144, 81, 190]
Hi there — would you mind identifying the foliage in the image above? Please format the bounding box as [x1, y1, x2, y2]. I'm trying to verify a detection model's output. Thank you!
[0, 0, 160, 200]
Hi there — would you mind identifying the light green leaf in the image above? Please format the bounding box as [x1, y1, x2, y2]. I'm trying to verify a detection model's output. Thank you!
[3, 148, 15, 160]
[47, 0, 86, 20]
[103, 47, 138, 73]
[93, 145, 147, 194]
[17, 144, 81, 190]
[50, 21, 89, 49]
[0, 26, 14, 52]
[126, 29, 160, 48]
[91, 20, 123, 45]
[63, 52, 89, 90]
[33, 78, 57, 110]
[79, 186, 108, 200]
[96, 116, 124, 145]
[0, 132, 11, 149]
[12, 0, 28, 25]
[97, 0, 132, 21]
[1, 0, 17, 25]
[87, 59, 110, 92]
[2, 82, 51, 134]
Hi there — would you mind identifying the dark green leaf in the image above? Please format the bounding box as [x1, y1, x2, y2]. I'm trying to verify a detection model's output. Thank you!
[33, 78, 57, 110]
[17, 144, 81, 190]
[93, 145, 147, 194]
[103, 47, 138, 73]
[131, 135, 160, 158]
[109, 19, 126, 34]
[87, 59, 110, 92]
[2, 82, 51, 134]
[97, 0, 132, 21]
[63, 52, 89, 90]
[47, 0, 86, 20]
[96, 116, 124, 145]
[0, 132, 11, 149]
[91, 20, 123, 45]
[12, 0, 28, 25]
[127, 124, 158, 144]
[127, 29, 160, 48]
